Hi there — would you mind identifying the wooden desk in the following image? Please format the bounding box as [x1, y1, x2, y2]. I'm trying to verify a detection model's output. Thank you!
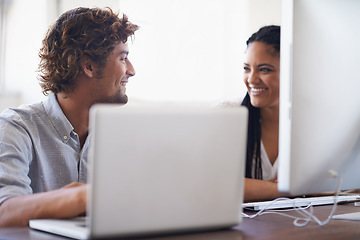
[238, 203, 360, 240]
[1, 203, 360, 240]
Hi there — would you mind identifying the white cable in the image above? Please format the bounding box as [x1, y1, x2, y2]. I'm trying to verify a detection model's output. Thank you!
[242, 172, 343, 227]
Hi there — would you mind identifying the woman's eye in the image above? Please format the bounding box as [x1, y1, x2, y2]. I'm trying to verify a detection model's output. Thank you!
[243, 66, 250, 72]
[260, 68, 272, 73]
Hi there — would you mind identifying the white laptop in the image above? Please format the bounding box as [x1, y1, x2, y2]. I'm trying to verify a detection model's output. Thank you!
[30, 104, 248, 239]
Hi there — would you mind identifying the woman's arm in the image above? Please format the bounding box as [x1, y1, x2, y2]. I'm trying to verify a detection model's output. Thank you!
[0, 182, 87, 227]
[244, 178, 284, 202]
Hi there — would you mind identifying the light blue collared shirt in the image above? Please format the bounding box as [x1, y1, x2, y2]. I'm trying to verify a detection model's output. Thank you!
[0, 94, 89, 204]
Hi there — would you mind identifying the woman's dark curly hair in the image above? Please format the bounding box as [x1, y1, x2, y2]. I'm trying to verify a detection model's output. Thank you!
[38, 7, 139, 95]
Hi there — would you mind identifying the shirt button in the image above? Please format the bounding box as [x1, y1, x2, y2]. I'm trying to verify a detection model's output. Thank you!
[63, 135, 68, 140]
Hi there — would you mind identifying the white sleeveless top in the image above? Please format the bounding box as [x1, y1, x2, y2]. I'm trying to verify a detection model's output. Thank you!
[261, 141, 278, 180]
[252, 141, 278, 180]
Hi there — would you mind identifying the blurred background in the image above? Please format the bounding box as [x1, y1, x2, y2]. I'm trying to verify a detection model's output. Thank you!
[0, 0, 280, 111]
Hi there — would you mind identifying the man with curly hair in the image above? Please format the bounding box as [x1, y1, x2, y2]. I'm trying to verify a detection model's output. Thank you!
[0, 7, 139, 227]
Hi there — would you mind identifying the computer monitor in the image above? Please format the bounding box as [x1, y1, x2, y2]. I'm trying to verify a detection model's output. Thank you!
[278, 0, 360, 196]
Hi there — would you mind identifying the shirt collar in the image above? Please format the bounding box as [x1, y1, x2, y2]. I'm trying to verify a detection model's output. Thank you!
[43, 94, 74, 143]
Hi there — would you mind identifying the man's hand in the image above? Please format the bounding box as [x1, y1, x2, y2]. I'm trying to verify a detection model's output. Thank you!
[0, 182, 88, 227]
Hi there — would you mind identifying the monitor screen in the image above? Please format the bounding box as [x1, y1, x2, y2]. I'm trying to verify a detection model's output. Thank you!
[278, 0, 360, 196]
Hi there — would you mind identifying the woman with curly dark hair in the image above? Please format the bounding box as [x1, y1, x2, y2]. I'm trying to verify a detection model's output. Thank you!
[0, 7, 139, 227]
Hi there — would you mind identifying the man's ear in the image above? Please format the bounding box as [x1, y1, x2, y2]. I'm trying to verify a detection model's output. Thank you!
[80, 57, 95, 78]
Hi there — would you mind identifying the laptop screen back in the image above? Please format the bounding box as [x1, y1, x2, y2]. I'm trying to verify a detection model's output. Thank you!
[87, 104, 248, 238]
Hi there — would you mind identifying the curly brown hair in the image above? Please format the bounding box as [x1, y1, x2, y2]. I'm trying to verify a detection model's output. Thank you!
[38, 7, 139, 95]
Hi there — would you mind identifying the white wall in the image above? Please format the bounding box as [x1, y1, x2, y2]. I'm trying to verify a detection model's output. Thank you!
[248, 0, 281, 33]
[1, 0, 48, 110]
[0, 0, 281, 111]
[118, 0, 248, 104]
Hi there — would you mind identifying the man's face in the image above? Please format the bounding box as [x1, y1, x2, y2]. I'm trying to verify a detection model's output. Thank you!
[93, 42, 135, 104]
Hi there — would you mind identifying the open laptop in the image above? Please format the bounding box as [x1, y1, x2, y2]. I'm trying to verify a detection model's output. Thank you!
[29, 104, 248, 239]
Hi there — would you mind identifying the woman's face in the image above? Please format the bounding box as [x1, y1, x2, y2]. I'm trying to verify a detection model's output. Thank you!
[243, 41, 280, 109]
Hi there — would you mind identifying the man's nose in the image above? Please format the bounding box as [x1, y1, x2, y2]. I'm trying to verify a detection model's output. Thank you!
[126, 60, 135, 77]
